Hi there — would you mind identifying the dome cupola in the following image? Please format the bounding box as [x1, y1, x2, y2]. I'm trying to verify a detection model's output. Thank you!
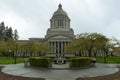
[50, 4, 70, 28]
[45, 4, 75, 40]
[52, 4, 69, 18]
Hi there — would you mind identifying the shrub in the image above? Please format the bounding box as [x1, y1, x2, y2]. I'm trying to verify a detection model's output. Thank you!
[29, 57, 52, 68]
[69, 57, 91, 68]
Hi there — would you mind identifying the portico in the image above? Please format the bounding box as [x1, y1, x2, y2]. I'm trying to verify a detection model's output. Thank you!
[49, 41, 69, 53]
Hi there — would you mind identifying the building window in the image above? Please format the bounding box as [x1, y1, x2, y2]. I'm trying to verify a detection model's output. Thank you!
[57, 19, 63, 27]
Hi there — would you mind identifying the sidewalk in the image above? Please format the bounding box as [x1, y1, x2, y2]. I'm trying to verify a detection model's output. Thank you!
[1, 63, 119, 80]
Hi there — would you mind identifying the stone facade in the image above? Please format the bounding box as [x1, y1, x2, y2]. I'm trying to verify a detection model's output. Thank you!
[45, 4, 75, 53]
[20, 4, 75, 54]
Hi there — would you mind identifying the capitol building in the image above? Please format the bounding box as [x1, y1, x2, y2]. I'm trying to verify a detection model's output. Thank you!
[21, 4, 75, 54]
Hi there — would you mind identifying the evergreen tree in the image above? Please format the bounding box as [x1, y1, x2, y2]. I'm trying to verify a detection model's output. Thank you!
[13, 29, 19, 41]
[0, 22, 5, 40]
[0, 22, 17, 41]
[6, 27, 13, 39]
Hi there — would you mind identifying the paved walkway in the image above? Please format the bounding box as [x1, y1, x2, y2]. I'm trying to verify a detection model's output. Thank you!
[1, 63, 119, 80]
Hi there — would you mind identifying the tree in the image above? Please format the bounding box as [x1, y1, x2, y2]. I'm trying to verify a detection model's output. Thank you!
[111, 37, 120, 56]
[19, 41, 50, 57]
[0, 22, 5, 40]
[0, 22, 19, 59]
[39, 43, 50, 54]
[5, 27, 13, 40]
[65, 33, 109, 57]
[0, 41, 6, 55]
[0, 39, 15, 57]
[6, 38, 16, 57]
[0, 22, 18, 41]
[13, 29, 19, 41]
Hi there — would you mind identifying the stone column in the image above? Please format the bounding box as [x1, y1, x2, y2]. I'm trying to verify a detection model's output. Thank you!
[49, 42, 51, 53]
[52, 42, 54, 53]
[55, 42, 57, 53]
[61, 41, 63, 53]
[63, 20, 65, 28]
[55, 21, 57, 27]
[59, 42, 61, 53]
[66, 21, 68, 28]
[68, 20, 70, 27]
[67, 20, 69, 28]
[51, 42, 53, 53]
[53, 42, 55, 53]
[58, 41, 59, 53]
[65, 41, 66, 47]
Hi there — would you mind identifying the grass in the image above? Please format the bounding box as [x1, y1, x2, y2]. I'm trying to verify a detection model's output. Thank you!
[94, 56, 120, 63]
[0, 57, 24, 64]
[0, 56, 120, 64]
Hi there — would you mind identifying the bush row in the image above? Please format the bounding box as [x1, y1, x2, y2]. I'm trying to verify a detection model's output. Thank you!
[29, 57, 52, 68]
[69, 57, 91, 68]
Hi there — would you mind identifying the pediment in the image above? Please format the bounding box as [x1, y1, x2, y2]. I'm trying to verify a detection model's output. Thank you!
[52, 35, 69, 39]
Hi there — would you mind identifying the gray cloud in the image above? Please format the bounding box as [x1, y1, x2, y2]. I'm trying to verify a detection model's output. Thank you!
[0, 0, 120, 40]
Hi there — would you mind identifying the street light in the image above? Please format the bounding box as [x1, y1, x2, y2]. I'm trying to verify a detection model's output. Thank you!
[109, 48, 113, 56]
[89, 38, 96, 57]
[104, 51, 107, 63]
[103, 45, 109, 63]
[9, 50, 11, 57]
[14, 42, 17, 64]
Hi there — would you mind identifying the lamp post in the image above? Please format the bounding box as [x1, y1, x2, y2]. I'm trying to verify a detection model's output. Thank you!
[104, 51, 107, 63]
[14, 41, 17, 64]
[109, 48, 113, 56]
[13, 29, 19, 64]
[24, 51, 29, 67]
[103, 46, 109, 63]
[89, 38, 96, 57]
[9, 50, 11, 58]
[14, 52, 17, 64]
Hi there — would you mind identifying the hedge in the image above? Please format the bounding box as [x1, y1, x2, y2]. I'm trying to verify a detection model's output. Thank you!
[29, 57, 52, 68]
[69, 57, 91, 68]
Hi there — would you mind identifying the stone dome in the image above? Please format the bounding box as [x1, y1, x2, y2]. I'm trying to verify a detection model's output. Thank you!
[52, 4, 69, 18]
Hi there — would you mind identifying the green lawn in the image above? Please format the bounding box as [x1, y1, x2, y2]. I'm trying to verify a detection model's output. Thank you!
[94, 56, 120, 63]
[0, 56, 120, 64]
[0, 57, 24, 64]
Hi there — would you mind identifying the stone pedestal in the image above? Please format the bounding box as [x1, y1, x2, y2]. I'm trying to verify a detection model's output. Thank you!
[24, 58, 29, 67]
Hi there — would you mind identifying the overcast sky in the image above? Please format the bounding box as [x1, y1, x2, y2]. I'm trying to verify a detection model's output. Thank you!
[0, 0, 120, 40]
